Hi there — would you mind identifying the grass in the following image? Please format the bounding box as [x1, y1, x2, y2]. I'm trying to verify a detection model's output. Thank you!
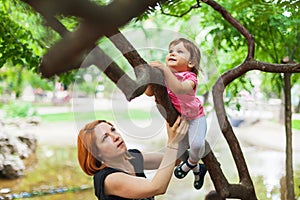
[292, 119, 300, 130]
[40, 110, 300, 131]
[40, 109, 158, 122]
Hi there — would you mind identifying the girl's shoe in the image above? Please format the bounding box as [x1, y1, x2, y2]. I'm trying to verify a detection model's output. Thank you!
[193, 164, 207, 190]
[174, 159, 197, 179]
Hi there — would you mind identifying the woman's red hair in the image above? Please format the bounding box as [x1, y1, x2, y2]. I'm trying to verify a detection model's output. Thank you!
[77, 120, 113, 176]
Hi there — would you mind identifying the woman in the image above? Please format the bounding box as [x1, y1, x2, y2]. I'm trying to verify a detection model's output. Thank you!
[77, 116, 189, 200]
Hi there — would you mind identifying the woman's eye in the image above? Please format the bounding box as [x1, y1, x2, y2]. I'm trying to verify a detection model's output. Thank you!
[102, 134, 108, 141]
[177, 50, 183, 53]
[111, 127, 116, 132]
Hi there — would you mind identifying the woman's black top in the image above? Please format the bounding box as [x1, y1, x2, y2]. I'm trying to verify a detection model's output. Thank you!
[93, 149, 155, 200]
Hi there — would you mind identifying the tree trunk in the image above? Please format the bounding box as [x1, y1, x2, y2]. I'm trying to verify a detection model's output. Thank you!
[15, 66, 23, 99]
[283, 72, 295, 200]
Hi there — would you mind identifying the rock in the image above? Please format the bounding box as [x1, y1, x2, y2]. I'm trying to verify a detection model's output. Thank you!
[0, 154, 4, 171]
[0, 155, 25, 179]
[0, 118, 37, 179]
[0, 188, 10, 194]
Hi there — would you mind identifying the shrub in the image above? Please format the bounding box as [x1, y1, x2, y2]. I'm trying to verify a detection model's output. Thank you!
[3, 101, 37, 118]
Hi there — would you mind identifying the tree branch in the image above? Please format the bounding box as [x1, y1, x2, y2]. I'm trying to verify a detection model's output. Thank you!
[159, 0, 201, 17]
[22, 0, 163, 78]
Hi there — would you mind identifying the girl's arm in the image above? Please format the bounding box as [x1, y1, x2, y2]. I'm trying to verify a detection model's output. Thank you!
[150, 61, 194, 94]
[144, 84, 154, 96]
[105, 117, 189, 199]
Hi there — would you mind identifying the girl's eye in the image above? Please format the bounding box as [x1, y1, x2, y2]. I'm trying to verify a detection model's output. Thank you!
[177, 50, 183, 53]
[169, 50, 173, 53]
[111, 127, 116, 132]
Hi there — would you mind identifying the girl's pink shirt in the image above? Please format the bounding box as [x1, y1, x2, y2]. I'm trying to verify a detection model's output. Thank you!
[167, 71, 205, 120]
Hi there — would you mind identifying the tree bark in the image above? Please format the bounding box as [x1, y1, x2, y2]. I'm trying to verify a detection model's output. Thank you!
[284, 72, 295, 200]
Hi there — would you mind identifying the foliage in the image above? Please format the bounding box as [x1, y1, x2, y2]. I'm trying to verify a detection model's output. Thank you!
[0, 66, 23, 96]
[0, 0, 49, 98]
[293, 119, 300, 130]
[0, 65, 54, 99]
[0, 0, 81, 97]
[3, 101, 37, 118]
[23, 70, 54, 91]
[1, 0, 299, 104]
[0, 1, 45, 70]
[0, 11, 40, 69]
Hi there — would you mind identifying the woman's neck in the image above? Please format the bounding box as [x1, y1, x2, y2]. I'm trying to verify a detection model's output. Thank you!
[105, 157, 135, 175]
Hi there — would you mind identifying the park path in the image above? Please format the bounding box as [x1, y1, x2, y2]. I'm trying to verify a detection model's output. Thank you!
[35, 97, 300, 153]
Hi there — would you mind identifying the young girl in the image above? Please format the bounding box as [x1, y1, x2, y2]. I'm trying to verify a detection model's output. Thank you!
[145, 38, 207, 190]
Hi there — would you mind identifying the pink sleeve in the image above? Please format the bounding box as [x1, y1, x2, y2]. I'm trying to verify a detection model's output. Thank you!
[183, 72, 198, 87]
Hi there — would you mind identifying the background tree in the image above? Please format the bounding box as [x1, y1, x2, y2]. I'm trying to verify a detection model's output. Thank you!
[1, 0, 300, 199]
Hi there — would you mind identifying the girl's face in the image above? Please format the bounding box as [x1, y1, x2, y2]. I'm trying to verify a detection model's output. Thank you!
[94, 122, 127, 159]
[166, 42, 193, 72]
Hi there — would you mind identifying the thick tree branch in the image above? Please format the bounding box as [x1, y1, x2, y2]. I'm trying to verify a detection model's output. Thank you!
[22, 0, 163, 78]
[22, 0, 182, 125]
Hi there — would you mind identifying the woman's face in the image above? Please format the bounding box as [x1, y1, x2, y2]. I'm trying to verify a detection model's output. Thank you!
[94, 122, 127, 159]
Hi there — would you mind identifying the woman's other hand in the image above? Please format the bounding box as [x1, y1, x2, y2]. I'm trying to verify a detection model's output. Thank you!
[166, 116, 188, 148]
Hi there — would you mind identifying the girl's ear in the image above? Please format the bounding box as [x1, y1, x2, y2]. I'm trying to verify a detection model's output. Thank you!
[188, 61, 195, 69]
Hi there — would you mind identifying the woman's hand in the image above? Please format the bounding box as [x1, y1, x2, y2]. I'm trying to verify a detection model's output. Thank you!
[166, 116, 189, 148]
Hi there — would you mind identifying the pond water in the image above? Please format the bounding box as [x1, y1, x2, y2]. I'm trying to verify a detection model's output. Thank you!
[0, 146, 96, 200]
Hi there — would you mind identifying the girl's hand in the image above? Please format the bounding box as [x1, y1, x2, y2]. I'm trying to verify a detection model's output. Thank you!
[145, 85, 154, 96]
[149, 61, 166, 71]
[166, 116, 189, 147]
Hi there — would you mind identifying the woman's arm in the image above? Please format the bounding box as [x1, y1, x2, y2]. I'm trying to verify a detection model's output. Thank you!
[105, 117, 189, 199]
[143, 152, 164, 170]
[142, 148, 182, 170]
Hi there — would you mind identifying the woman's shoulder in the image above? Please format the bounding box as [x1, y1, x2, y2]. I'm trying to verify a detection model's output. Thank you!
[93, 167, 124, 200]
[128, 149, 141, 154]
[94, 167, 121, 180]
[128, 149, 144, 161]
